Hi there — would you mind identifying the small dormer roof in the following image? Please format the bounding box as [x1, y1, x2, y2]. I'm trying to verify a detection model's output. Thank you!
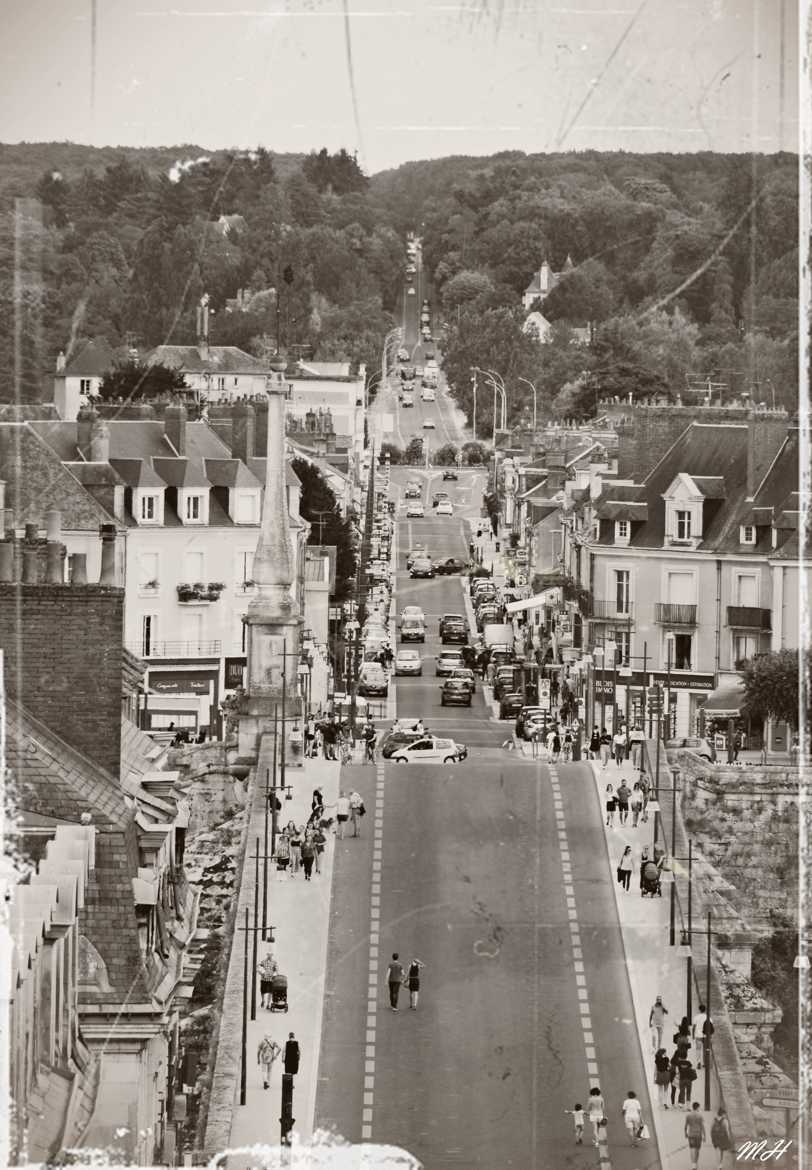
[109, 458, 165, 488]
[152, 456, 210, 488]
[203, 458, 262, 488]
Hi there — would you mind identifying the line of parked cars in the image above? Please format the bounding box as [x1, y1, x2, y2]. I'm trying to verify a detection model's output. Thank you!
[356, 480, 397, 700]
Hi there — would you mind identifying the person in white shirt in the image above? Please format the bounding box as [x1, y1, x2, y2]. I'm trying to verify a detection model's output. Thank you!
[348, 790, 364, 837]
[692, 1004, 708, 1068]
[335, 791, 351, 838]
[621, 1090, 644, 1146]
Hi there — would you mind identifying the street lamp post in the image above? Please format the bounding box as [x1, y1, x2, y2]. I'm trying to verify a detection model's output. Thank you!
[665, 631, 675, 742]
[518, 376, 538, 435]
[469, 369, 478, 441]
[594, 646, 605, 732]
[669, 767, 679, 946]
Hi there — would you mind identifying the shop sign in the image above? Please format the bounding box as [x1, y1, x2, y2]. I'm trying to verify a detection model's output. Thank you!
[225, 656, 246, 689]
[594, 678, 616, 698]
[538, 679, 551, 709]
[649, 671, 714, 691]
[149, 671, 214, 696]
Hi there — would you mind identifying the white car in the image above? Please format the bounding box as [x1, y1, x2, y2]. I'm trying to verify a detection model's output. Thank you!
[400, 605, 425, 625]
[397, 347, 409, 362]
[437, 499, 453, 516]
[407, 287, 416, 296]
[423, 418, 436, 429]
[406, 500, 425, 517]
[406, 264, 416, 274]
[391, 736, 468, 764]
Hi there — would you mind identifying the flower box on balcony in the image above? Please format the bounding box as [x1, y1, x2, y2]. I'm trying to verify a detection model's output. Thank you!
[177, 581, 225, 603]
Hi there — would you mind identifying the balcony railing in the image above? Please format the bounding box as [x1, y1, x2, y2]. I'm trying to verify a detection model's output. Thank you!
[654, 603, 697, 625]
[127, 641, 222, 659]
[590, 600, 634, 621]
[726, 606, 772, 630]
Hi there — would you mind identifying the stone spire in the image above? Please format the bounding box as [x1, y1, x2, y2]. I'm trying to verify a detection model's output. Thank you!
[249, 372, 298, 620]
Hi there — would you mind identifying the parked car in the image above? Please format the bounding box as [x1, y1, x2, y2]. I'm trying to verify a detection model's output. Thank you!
[358, 663, 388, 698]
[440, 614, 468, 643]
[436, 649, 465, 677]
[391, 737, 468, 764]
[395, 648, 422, 675]
[521, 711, 550, 741]
[499, 692, 524, 719]
[440, 679, 472, 707]
[410, 557, 434, 578]
[515, 705, 545, 738]
[400, 618, 425, 643]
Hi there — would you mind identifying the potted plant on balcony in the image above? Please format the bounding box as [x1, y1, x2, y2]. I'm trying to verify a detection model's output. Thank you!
[177, 582, 196, 602]
[143, 579, 159, 591]
[206, 581, 226, 601]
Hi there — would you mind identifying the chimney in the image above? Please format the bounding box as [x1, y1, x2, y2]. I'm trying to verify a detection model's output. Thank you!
[231, 402, 256, 463]
[56, 350, 66, 373]
[99, 523, 117, 585]
[45, 510, 63, 584]
[77, 405, 98, 458]
[197, 293, 210, 361]
[89, 416, 110, 461]
[746, 412, 788, 497]
[164, 403, 187, 456]
[69, 552, 88, 584]
[0, 542, 13, 582]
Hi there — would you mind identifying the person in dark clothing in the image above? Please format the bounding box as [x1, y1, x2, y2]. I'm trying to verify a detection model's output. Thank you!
[284, 1033, 300, 1076]
[406, 958, 425, 1010]
[300, 833, 315, 880]
[387, 952, 404, 1011]
[654, 1047, 672, 1108]
[677, 1057, 697, 1109]
[589, 729, 601, 759]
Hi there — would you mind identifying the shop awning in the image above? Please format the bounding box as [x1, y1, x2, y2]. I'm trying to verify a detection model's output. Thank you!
[505, 587, 560, 614]
[700, 679, 746, 719]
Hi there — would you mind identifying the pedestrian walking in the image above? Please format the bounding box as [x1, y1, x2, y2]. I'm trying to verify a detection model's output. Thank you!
[551, 729, 561, 763]
[387, 952, 404, 1011]
[564, 1103, 585, 1144]
[621, 1090, 644, 1146]
[618, 845, 633, 891]
[710, 1106, 733, 1168]
[300, 832, 315, 880]
[649, 995, 669, 1050]
[257, 1036, 281, 1089]
[363, 717, 377, 763]
[406, 957, 425, 1009]
[692, 1003, 713, 1068]
[284, 1032, 300, 1076]
[613, 727, 627, 766]
[669, 1051, 680, 1105]
[258, 952, 279, 1009]
[274, 828, 290, 872]
[630, 782, 644, 827]
[311, 787, 325, 819]
[586, 1086, 606, 1147]
[685, 1102, 706, 1166]
[616, 779, 631, 824]
[605, 783, 617, 827]
[677, 1057, 698, 1109]
[589, 728, 601, 759]
[349, 789, 364, 837]
[305, 716, 316, 758]
[287, 821, 302, 874]
[562, 727, 573, 762]
[336, 791, 350, 839]
[599, 728, 612, 768]
[654, 1048, 671, 1107]
[674, 1016, 692, 1060]
[629, 723, 645, 768]
[312, 824, 326, 872]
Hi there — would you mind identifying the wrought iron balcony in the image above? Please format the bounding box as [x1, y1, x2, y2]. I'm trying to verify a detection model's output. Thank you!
[126, 640, 222, 659]
[654, 603, 697, 625]
[726, 606, 772, 630]
[590, 600, 634, 621]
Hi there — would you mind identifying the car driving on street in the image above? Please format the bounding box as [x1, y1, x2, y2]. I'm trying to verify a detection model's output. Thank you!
[406, 500, 425, 518]
[391, 736, 467, 764]
[436, 648, 465, 676]
[395, 648, 422, 675]
[437, 499, 453, 515]
[434, 557, 466, 576]
[440, 679, 472, 707]
[409, 556, 434, 578]
[400, 618, 425, 643]
[442, 469, 458, 481]
[439, 614, 468, 643]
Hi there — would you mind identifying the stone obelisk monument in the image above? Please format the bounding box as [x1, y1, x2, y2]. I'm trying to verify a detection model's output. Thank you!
[238, 368, 303, 759]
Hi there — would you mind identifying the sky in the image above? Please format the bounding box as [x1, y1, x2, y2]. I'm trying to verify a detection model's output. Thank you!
[0, 0, 799, 173]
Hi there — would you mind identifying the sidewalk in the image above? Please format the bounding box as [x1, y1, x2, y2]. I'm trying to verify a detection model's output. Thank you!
[225, 750, 340, 1161]
[591, 753, 722, 1169]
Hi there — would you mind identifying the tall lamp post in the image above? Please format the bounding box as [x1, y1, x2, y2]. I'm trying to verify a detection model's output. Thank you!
[469, 368, 478, 441]
[594, 646, 605, 732]
[665, 631, 675, 743]
[667, 767, 680, 946]
[517, 376, 538, 435]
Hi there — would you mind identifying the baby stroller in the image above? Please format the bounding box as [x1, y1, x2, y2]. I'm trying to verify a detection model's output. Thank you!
[641, 861, 662, 898]
[269, 972, 289, 1012]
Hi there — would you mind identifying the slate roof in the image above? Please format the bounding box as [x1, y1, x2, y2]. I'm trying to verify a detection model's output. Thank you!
[150, 344, 269, 375]
[296, 361, 352, 378]
[63, 460, 126, 487]
[247, 457, 303, 489]
[203, 458, 262, 488]
[153, 456, 211, 488]
[0, 424, 118, 530]
[109, 458, 166, 488]
[691, 476, 727, 498]
[64, 338, 115, 378]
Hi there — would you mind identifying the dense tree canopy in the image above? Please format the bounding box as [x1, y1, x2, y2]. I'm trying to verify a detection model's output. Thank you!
[98, 359, 188, 402]
[741, 649, 802, 730]
[291, 457, 357, 600]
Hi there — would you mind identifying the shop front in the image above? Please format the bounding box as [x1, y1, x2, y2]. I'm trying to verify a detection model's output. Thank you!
[699, 676, 766, 757]
[144, 665, 221, 737]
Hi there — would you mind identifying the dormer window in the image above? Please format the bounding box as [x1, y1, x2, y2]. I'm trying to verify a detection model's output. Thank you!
[614, 519, 630, 545]
[675, 510, 692, 540]
[181, 490, 208, 525]
[138, 491, 163, 525]
[740, 525, 755, 545]
[234, 490, 260, 524]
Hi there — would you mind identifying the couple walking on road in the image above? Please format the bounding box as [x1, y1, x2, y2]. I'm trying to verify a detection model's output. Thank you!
[386, 953, 425, 1011]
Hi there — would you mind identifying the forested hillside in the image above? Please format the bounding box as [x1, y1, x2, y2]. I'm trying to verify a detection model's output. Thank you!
[0, 144, 797, 419]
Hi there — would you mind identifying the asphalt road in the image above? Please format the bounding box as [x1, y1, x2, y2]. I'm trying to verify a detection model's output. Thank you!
[315, 512, 660, 1168]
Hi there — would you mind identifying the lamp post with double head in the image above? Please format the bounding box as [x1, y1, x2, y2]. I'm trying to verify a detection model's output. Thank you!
[517, 376, 538, 435]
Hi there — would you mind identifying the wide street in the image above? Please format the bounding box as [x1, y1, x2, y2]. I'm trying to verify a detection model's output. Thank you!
[315, 482, 661, 1167]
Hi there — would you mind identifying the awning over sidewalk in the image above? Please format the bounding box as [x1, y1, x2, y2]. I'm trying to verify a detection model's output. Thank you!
[505, 586, 560, 614]
[700, 679, 746, 719]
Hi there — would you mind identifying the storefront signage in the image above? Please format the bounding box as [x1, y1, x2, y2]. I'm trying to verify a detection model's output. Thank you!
[149, 673, 212, 696]
[594, 678, 616, 698]
[649, 671, 714, 691]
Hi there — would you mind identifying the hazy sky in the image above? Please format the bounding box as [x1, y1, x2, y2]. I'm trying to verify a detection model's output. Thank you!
[0, 0, 798, 173]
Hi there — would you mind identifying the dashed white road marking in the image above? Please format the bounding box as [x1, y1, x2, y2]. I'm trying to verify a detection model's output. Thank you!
[549, 763, 613, 1170]
[362, 752, 388, 1142]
